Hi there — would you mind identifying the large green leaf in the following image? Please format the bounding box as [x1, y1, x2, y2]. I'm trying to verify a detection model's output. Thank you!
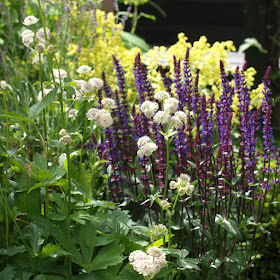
[116, 264, 144, 280]
[215, 214, 243, 240]
[88, 242, 125, 272]
[79, 221, 96, 266]
[0, 265, 16, 280]
[0, 245, 25, 256]
[121, 31, 150, 52]
[33, 153, 47, 171]
[30, 88, 57, 118]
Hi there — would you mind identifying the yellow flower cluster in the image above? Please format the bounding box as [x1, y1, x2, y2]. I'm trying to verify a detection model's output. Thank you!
[66, 10, 264, 116]
[66, 9, 140, 100]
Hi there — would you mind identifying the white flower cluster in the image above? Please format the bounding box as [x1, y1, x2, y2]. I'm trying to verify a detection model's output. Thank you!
[87, 108, 113, 128]
[69, 109, 78, 119]
[59, 129, 72, 145]
[53, 69, 67, 79]
[21, 15, 54, 55]
[71, 78, 103, 99]
[0, 80, 11, 90]
[101, 98, 116, 109]
[137, 136, 158, 158]
[169, 173, 194, 196]
[76, 65, 92, 74]
[150, 224, 168, 243]
[140, 91, 187, 130]
[38, 88, 52, 101]
[140, 100, 159, 118]
[129, 247, 167, 278]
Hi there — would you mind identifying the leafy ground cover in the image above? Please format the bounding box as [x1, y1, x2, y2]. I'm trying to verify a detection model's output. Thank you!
[0, 1, 279, 279]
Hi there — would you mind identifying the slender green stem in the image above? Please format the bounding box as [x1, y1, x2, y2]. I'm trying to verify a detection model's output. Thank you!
[3, 93, 9, 250]
[163, 139, 170, 200]
[148, 156, 156, 191]
[91, 127, 100, 182]
[58, 91, 72, 277]
[79, 102, 89, 170]
[168, 192, 180, 248]
[0, 188, 36, 276]
[131, 4, 138, 34]
[37, 0, 48, 42]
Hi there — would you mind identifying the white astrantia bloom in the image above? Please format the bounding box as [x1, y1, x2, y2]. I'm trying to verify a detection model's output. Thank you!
[169, 173, 194, 196]
[164, 97, 179, 114]
[153, 110, 170, 125]
[23, 16, 39, 26]
[69, 109, 78, 119]
[38, 88, 51, 101]
[81, 81, 94, 93]
[160, 199, 170, 210]
[154, 90, 170, 101]
[140, 100, 159, 118]
[59, 134, 72, 145]
[137, 142, 158, 158]
[32, 55, 46, 66]
[53, 69, 67, 79]
[101, 98, 116, 109]
[170, 116, 183, 129]
[0, 81, 10, 90]
[87, 108, 99, 121]
[22, 30, 35, 47]
[89, 78, 104, 89]
[137, 136, 151, 148]
[95, 109, 113, 128]
[129, 248, 167, 278]
[35, 43, 45, 53]
[47, 44, 54, 53]
[73, 80, 86, 90]
[149, 224, 168, 243]
[76, 65, 92, 74]
[36, 27, 51, 42]
[174, 110, 187, 123]
[59, 129, 67, 136]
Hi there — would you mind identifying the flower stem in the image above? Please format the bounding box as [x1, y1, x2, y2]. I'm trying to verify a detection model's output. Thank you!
[163, 139, 170, 200]
[168, 191, 180, 248]
[148, 156, 156, 191]
[131, 4, 138, 34]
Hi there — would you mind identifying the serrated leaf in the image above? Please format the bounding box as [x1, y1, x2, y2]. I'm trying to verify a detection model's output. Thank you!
[79, 221, 96, 266]
[0, 245, 25, 256]
[116, 264, 143, 280]
[88, 243, 125, 272]
[0, 265, 16, 280]
[33, 153, 48, 170]
[39, 243, 61, 258]
[30, 88, 57, 118]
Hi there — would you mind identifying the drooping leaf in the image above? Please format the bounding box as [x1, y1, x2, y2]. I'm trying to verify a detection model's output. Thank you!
[121, 31, 150, 52]
[215, 215, 242, 240]
[0, 245, 25, 256]
[30, 88, 57, 118]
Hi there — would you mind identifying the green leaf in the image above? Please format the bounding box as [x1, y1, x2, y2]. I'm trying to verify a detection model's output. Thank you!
[121, 31, 150, 52]
[30, 88, 57, 118]
[0, 112, 34, 123]
[33, 153, 47, 170]
[34, 275, 48, 280]
[0, 245, 25, 256]
[27, 223, 49, 255]
[0, 265, 16, 280]
[215, 215, 242, 240]
[79, 221, 96, 266]
[139, 12, 156, 21]
[238, 37, 268, 54]
[116, 264, 144, 280]
[88, 242, 125, 272]
[39, 243, 61, 258]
